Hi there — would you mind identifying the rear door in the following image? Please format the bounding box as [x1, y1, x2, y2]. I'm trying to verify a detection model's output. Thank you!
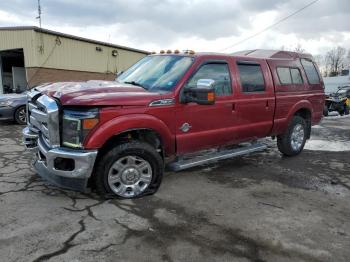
[231, 59, 275, 141]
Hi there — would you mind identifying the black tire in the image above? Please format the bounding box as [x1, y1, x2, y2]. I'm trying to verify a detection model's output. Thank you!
[277, 116, 307, 156]
[345, 106, 349, 115]
[14, 106, 27, 125]
[323, 106, 329, 116]
[93, 141, 164, 199]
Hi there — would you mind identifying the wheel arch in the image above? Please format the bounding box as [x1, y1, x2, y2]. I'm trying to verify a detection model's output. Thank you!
[272, 100, 313, 137]
[84, 114, 175, 156]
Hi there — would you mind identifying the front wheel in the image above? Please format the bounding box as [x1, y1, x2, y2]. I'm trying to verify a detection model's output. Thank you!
[93, 141, 164, 199]
[277, 116, 307, 156]
[14, 106, 27, 125]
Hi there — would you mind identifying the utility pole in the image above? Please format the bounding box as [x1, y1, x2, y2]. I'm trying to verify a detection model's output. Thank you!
[36, 0, 42, 28]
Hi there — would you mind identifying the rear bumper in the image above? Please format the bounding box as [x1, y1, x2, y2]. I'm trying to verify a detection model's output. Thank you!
[0, 106, 14, 120]
[23, 127, 98, 192]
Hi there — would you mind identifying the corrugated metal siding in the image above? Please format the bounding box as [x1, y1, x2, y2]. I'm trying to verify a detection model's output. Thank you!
[33, 31, 146, 73]
[0, 29, 147, 73]
[0, 30, 36, 67]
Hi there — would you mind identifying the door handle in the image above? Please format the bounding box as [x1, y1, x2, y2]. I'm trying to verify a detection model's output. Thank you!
[266, 100, 269, 108]
[232, 103, 236, 111]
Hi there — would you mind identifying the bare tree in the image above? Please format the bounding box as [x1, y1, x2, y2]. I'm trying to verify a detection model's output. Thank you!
[325, 46, 346, 76]
[293, 43, 305, 53]
[313, 54, 327, 76]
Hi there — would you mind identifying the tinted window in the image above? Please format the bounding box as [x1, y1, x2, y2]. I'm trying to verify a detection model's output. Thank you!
[186, 63, 232, 96]
[277, 67, 292, 84]
[237, 63, 265, 92]
[301, 59, 320, 84]
[291, 68, 303, 84]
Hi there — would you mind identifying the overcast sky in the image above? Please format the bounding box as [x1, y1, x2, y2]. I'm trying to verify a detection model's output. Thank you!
[0, 0, 349, 55]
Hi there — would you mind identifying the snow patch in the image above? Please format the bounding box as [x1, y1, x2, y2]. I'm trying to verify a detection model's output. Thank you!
[325, 112, 350, 119]
[312, 125, 324, 129]
[305, 140, 350, 152]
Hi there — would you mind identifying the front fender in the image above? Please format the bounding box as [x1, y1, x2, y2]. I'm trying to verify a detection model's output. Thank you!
[84, 114, 175, 155]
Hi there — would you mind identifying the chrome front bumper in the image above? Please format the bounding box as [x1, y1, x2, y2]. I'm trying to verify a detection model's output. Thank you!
[23, 127, 98, 192]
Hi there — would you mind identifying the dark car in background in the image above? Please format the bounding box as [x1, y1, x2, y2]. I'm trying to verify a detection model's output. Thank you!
[0, 92, 27, 124]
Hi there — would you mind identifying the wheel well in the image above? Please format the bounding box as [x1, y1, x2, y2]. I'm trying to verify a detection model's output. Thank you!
[13, 105, 25, 116]
[294, 108, 312, 139]
[97, 129, 164, 160]
[89, 129, 164, 190]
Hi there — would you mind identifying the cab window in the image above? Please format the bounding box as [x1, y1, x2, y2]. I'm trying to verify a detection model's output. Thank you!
[291, 68, 303, 84]
[277, 67, 292, 84]
[277, 67, 304, 85]
[185, 63, 232, 96]
[237, 62, 265, 92]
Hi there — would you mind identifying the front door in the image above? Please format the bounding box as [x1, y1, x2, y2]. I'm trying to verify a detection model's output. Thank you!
[175, 60, 237, 155]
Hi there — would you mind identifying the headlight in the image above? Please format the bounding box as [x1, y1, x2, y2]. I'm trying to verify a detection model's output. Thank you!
[0, 100, 12, 107]
[62, 109, 99, 149]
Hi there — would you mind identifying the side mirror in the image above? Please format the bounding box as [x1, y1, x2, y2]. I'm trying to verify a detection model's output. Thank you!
[182, 79, 216, 105]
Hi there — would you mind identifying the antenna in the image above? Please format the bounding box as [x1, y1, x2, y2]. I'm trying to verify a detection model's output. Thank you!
[36, 0, 42, 28]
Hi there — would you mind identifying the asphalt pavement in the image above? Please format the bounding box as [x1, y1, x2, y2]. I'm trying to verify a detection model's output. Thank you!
[0, 116, 349, 262]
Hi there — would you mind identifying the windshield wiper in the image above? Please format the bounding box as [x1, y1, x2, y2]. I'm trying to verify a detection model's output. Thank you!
[124, 81, 148, 90]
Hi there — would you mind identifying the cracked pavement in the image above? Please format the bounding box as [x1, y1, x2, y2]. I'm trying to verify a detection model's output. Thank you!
[0, 117, 349, 262]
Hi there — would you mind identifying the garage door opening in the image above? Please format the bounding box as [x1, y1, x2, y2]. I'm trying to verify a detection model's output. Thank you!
[0, 49, 27, 94]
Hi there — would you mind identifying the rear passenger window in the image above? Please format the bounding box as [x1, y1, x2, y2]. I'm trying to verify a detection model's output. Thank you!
[237, 63, 265, 92]
[277, 67, 292, 84]
[301, 59, 320, 84]
[291, 68, 303, 84]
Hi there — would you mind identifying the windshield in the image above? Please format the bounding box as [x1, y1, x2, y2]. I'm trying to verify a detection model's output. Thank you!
[117, 55, 194, 92]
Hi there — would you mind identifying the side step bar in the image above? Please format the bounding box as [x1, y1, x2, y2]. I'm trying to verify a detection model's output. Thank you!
[167, 143, 267, 172]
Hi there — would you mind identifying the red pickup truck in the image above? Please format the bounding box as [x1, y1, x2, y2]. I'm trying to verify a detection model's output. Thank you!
[23, 49, 325, 198]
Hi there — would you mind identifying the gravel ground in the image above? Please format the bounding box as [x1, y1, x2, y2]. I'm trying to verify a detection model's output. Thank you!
[0, 116, 349, 262]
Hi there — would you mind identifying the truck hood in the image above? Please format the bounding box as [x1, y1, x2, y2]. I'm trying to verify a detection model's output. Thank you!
[36, 81, 163, 106]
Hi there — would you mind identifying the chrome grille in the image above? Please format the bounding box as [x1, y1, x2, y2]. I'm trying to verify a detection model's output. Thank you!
[27, 91, 60, 148]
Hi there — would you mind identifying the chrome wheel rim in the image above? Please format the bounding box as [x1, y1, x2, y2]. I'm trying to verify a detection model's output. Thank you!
[18, 108, 26, 123]
[290, 124, 304, 151]
[108, 155, 152, 198]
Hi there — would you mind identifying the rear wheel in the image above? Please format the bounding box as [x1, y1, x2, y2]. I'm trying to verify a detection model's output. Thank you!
[344, 105, 349, 115]
[323, 105, 329, 116]
[277, 116, 307, 156]
[14, 106, 26, 125]
[94, 141, 163, 199]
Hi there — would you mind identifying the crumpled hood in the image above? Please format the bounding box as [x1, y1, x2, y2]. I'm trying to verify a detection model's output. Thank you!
[36, 80, 163, 106]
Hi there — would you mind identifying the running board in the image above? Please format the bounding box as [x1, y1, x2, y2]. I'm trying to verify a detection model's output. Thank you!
[167, 143, 267, 172]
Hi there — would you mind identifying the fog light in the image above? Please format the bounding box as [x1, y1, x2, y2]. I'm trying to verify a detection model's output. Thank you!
[54, 157, 75, 171]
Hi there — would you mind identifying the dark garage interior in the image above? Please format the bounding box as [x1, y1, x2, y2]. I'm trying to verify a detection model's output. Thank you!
[0, 48, 27, 94]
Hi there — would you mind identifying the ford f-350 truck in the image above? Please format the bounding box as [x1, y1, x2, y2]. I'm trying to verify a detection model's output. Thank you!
[23, 49, 325, 198]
